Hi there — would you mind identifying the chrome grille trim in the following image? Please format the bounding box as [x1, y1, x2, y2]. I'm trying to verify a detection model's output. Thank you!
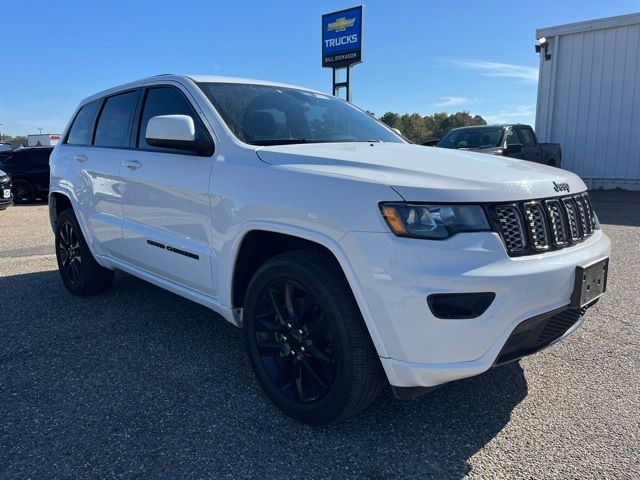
[523, 202, 550, 250]
[544, 199, 568, 246]
[495, 206, 527, 252]
[574, 195, 591, 236]
[493, 192, 596, 256]
[562, 197, 581, 242]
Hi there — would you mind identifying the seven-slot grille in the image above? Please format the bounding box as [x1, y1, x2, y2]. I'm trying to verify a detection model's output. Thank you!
[493, 193, 596, 256]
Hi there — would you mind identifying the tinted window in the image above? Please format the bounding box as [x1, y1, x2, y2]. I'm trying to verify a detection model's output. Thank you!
[138, 87, 203, 150]
[29, 149, 52, 166]
[437, 128, 503, 149]
[67, 101, 100, 145]
[94, 91, 139, 148]
[516, 127, 536, 147]
[505, 128, 521, 145]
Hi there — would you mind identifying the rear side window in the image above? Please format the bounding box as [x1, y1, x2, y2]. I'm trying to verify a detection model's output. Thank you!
[505, 128, 521, 145]
[137, 87, 205, 151]
[516, 127, 536, 147]
[67, 101, 100, 145]
[30, 149, 52, 166]
[94, 91, 139, 148]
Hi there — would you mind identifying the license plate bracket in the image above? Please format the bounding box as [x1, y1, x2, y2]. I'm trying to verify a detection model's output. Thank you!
[570, 258, 608, 308]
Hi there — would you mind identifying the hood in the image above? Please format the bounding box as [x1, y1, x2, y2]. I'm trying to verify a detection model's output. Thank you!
[256, 143, 584, 202]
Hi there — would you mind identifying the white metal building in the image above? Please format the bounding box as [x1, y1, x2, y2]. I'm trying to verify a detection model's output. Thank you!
[535, 13, 640, 190]
[27, 134, 61, 147]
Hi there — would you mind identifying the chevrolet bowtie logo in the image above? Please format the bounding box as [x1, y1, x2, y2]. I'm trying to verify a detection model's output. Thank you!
[327, 17, 355, 32]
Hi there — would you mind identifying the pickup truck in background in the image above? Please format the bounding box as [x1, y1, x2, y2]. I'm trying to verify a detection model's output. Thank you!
[436, 124, 562, 167]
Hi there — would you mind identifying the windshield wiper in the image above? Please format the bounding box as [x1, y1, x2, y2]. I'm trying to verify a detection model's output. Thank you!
[247, 138, 316, 146]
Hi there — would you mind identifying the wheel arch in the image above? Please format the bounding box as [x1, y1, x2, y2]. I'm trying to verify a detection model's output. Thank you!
[227, 224, 389, 358]
[49, 190, 73, 228]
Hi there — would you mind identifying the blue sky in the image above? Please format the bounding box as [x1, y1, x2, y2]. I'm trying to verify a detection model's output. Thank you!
[1, 0, 638, 136]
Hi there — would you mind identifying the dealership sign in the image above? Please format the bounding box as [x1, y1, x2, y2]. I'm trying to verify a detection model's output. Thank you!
[322, 6, 363, 68]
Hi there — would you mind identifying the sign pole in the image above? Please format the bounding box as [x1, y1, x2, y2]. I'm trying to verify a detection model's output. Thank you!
[322, 6, 363, 103]
[332, 66, 352, 102]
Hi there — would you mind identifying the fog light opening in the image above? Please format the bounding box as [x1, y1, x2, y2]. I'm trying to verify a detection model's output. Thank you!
[427, 292, 496, 319]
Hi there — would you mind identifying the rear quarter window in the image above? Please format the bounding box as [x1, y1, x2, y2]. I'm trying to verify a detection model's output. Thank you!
[66, 101, 100, 145]
[517, 127, 536, 147]
[94, 91, 139, 148]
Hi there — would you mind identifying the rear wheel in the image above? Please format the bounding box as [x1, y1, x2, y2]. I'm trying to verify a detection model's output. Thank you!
[243, 250, 385, 424]
[55, 209, 114, 295]
[12, 179, 36, 203]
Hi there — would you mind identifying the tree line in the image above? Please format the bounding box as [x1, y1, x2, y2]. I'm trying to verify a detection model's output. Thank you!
[0, 135, 28, 149]
[376, 111, 486, 144]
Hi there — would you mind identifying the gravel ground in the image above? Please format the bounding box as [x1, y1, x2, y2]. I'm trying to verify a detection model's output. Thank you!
[0, 192, 638, 479]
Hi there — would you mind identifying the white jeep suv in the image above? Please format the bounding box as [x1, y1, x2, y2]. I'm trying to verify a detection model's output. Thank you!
[49, 75, 610, 424]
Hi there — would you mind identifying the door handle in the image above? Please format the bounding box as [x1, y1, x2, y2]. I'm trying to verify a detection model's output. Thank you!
[123, 160, 142, 170]
[73, 154, 88, 163]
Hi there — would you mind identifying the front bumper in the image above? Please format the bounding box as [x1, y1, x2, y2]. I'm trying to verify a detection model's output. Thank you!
[339, 228, 611, 388]
[0, 181, 13, 210]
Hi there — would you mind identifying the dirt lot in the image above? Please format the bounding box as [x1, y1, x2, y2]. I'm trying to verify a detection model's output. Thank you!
[0, 191, 638, 479]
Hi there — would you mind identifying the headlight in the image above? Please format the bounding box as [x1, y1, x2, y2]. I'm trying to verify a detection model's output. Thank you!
[379, 202, 490, 239]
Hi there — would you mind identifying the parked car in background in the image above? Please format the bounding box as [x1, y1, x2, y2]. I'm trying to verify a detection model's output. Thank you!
[0, 169, 13, 210]
[437, 124, 562, 167]
[0, 146, 53, 203]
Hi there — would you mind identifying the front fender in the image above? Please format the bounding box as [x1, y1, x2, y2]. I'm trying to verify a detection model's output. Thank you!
[221, 221, 390, 359]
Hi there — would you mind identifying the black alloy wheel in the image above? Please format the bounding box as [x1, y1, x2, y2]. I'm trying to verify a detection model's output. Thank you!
[57, 220, 82, 288]
[244, 250, 385, 424]
[54, 209, 114, 295]
[254, 278, 337, 403]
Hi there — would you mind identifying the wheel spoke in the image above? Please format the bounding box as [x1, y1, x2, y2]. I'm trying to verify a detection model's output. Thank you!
[306, 344, 335, 364]
[255, 312, 281, 332]
[284, 281, 296, 319]
[65, 260, 74, 282]
[268, 288, 287, 326]
[70, 259, 81, 283]
[58, 248, 68, 264]
[300, 357, 328, 390]
[294, 364, 304, 400]
[257, 338, 286, 353]
[59, 224, 69, 248]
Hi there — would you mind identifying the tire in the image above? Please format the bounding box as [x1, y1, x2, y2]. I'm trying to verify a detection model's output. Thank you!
[243, 249, 385, 424]
[12, 179, 36, 204]
[55, 209, 114, 295]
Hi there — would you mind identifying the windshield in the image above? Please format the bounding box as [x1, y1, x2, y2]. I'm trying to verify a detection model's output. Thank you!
[437, 128, 503, 150]
[197, 82, 403, 146]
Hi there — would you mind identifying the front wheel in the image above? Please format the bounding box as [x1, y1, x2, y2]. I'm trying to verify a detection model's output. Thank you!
[243, 250, 385, 424]
[55, 209, 114, 295]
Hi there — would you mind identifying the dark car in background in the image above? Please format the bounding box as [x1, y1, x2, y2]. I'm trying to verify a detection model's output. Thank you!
[0, 146, 53, 203]
[0, 169, 13, 210]
[436, 124, 562, 167]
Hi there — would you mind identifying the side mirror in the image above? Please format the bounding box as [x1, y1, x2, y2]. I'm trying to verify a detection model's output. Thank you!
[505, 143, 523, 154]
[145, 115, 212, 155]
